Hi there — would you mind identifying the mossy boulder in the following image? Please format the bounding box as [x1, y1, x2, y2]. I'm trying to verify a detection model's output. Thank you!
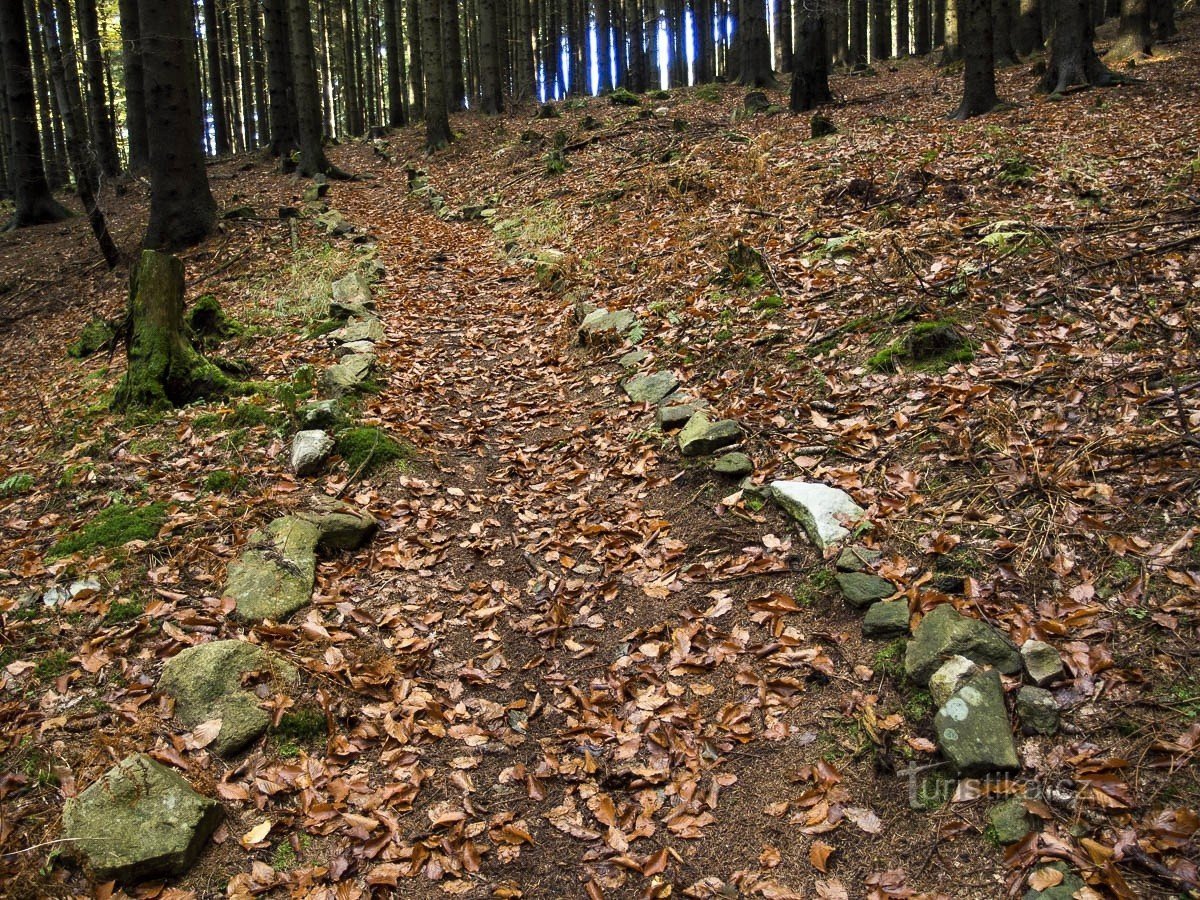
[68, 317, 118, 358]
[323, 353, 375, 394]
[862, 600, 910, 638]
[329, 271, 375, 319]
[159, 640, 297, 756]
[623, 371, 678, 404]
[63, 754, 222, 883]
[335, 426, 411, 475]
[225, 516, 319, 622]
[835, 571, 895, 608]
[869, 321, 974, 372]
[988, 797, 1033, 844]
[904, 603, 1021, 686]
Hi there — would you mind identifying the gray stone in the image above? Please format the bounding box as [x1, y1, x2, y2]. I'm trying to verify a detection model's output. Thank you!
[934, 669, 1019, 775]
[323, 353, 375, 394]
[656, 404, 699, 431]
[678, 413, 743, 457]
[329, 317, 384, 344]
[712, 452, 753, 477]
[291, 429, 335, 476]
[578, 308, 636, 345]
[225, 516, 319, 622]
[69, 578, 102, 599]
[63, 754, 222, 883]
[330, 271, 375, 319]
[988, 798, 1033, 844]
[303, 181, 328, 202]
[835, 546, 882, 572]
[1022, 862, 1085, 900]
[315, 209, 353, 235]
[41, 585, 67, 607]
[1021, 639, 1064, 687]
[623, 371, 678, 404]
[618, 349, 649, 369]
[929, 655, 981, 708]
[835, 571, 895, 609]
[297, 500, 378, 551]
[1015, 686, 1059, 735]
[862, 600, 910, 639]
[904, 604, 1021, 686]
[159, 640, 297, 756]
[332, 339, 376, 358]
[298, 399, 345, 430]
[770, 481, 867, 551]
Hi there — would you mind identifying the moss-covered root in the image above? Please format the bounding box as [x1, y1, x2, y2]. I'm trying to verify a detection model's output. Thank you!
[112, 250, 236, 410]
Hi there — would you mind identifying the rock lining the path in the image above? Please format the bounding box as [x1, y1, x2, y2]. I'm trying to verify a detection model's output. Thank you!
[623, 371, 678, 404]
[904, 603, 1021, 686]
[292, 429, 335, 476]
[712, 452, 753, 477]
[657, 403, 700, 431]
[323, 353, 375, 394]
[1015, 685, 1059, 735]
[332, 339, 377, 359]
[329, 271, 375, 319]
[770, 480, 867, 551]
[225, 516, 320, 622]
[578, 307, 637, 345]
[835, 545, 881, 572]
[298, 399, 346, 430]
[678, 413, 743, 456]
[1020, 639, 1064, 687]
[329, 317, 385, 345]
[933, 669, 1019, 774]
[862, 600, 910, 639]
[929, 655, 980, 707]
[63, 754, 222, 883]
[159, 640, 297, 756]
[835, 571, 895, 609]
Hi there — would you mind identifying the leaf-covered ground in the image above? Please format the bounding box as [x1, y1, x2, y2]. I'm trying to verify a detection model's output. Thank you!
[2, 16, 1199, 900]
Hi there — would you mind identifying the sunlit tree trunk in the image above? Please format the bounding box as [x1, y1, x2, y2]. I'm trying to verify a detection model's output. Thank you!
[1040, 0, 1112, 91]
[1105, 0, 1152, 60]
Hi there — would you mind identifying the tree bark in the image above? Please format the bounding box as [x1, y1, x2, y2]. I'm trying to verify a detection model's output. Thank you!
[407, 0, 425, 114]
[1149, 0, 1175, 40]
[77, 0, 122, 176]
[236, 0, 256, 148]
[201, 0, 230, 155]
[897, 0, 910, 54]
[625, 0, 647, 90]
[116, 0, 150, 170]
[385, 0, 408, 122]
[941, 0, 960, 61]
[915, 0, 932, 51]
[789, 6, 831, 110]
[1040, 0, 1112, 91]
[992, 0, 1017, 63]
[851, 0, 869, 66]
[1105, 0, 1152, 60]
[0, 0, 71, 228]
[777, 0, 793, 72]
[595, 0, 614, 91]
[1012, 0, 1042, 53]
[952, 0, 997, 117]
[479, 0, 505, 109]
[871, 0, 891, 59]
[262, 0, 299, 156]
[288, 0, 345, 173]
[443, 0, 466, 107]
[113, 251, 232, 410]
[421, 0, 453, 149]
[736, 0, 775, 85]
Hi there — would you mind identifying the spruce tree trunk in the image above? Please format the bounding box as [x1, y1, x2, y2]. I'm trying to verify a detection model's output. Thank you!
[236, 1, 256, 148]
[595, 0, 613, 91]
[443, 0, 466, 107]
[777, 0, 793, 72]
[221, 0, 244, 151]
[421, 0, 453, 148]
[934, 0, 946, 44]
[407, 0, 425, 113]
[116, 0, 150, 170]
[830, 0, 850, 66]
[113, 251, 231, 410]
[789, 7, 831, 110]
[941, 0, 960, 61]
[0, 0, 71, 228]
[915, 0, 932, 52]
[201, 0, 230, 155]
[952, 0, 998, 117]
[993, 0, 1017, 63]
[385, 0, 407, 122]
[1040, 0, 1112, 91]
[871, 0, 891, 59]
[898, 0, 910, 53]
[137, 0, 217, 249]
[851, 0, 869, 66]
[1013, 0, 1042, 53]
[1149, 0, 1174, 40]
[479, 0, 505, 110]
[736, 0, 775, 85]
[263, 0, 299, 156]
[625, 0, 647, 90]
[670, 0, 686, 85]
[514, 0, 536, 100]
[1105, 0, 1151, 60]
[250, 0, 270, 145]
[25, 0, 67, 189]
[77, 0, 121, 176]
[611, 0, 627, 87]
[287, 0, 345, 174]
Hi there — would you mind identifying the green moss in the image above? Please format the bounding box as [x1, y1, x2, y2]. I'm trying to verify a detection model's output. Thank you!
[186, 295, 242, 346]
[68, 317, 118, 359]
[904, 689, 934, 721]
[694, 83, 721, 102]
[203, 470, 242, 493]
[275, 707, 326, 742]
[873, 639, 907, 677]
[103, 599, 144, 624]
[49, 501, 168, 558]
[868, 321, 974, 372]
[607, 87, 641, 106]
[335, 427, 412, 475]
[752, 294, 785, 312]
[231, 400, 285, 428]
[35, 650, 72, 681]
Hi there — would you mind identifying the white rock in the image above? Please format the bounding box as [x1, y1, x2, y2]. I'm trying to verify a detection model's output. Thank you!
[769, 480, 867, 550]
[930, 655, 981, 707]
[291, 430, 334, 476]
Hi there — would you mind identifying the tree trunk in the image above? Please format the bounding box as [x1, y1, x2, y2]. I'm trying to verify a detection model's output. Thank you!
[263, 0, 299, 156]
[941, 0, 960, 61]
[0, 0, 71, 228]
[1105, 0, 1151, 60]
[851, 0, 869, 66]
[1149, 0, 1175, 40]
[915, 0, 932, 51]
[136, 0, 217, 248]
[897, 0, 910, 53]
[77, 0, 122, 176]
[789, 7, 831, 110]
[113, 251, 232, 410]
[407, 0, 425, 114]
[1012, 0, 1042, 53]
[514, 0, 536, 100]
[625, 0, 647, 90]
[736, 0, 775, 84]
[595, 0, 613, 91]
[479, 0, 504, 109]
[288, 0, 345, 173]
[220, 0, 243, 151]
[443, 0, 466, 107]
[952, 0, 997, 116]
[993, 0, 1017, 63]
[201, 0, 230, 155]
[777, 0, 793, 72]
[829, 0, 850, 66]
[385, 0, 407, 122]
[871, 0, 891, 59]
[116, 0, 150, 170]
[934, 0, 946, 44]
[39, 0, 119, 265]
[1040, 0, 1111, 91]
[236, 1, 256, 148]
[421, 0, 452, 148]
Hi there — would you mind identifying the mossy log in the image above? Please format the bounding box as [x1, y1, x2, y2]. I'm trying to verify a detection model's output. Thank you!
[112, 251, 233, 410]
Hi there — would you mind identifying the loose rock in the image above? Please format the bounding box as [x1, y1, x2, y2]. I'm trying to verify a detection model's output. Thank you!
[63, 754, 222, 883]
[1020, 639, 1065, 687]
[904, 604, 1021, 686]
[298, 499, 378, 551]
[225, 516, 320, 621]
[330, 271, 375, 319]
[578, 307, 636, 345]
[623, 371, 678, 404]
[934, 669, 1020, 774]
[929, 655, 980, 707]
[862, 600, 910, 639]
[323, 353, 375, 394]
[835, 571, 894, 609]
[1022, 862, 1085, 900]
[332, 339, 377, 358]
[712, 452, 753, 477]
[329, 317, 385, 344]
[291, 429, 335, 476]
[770, 480, 867, 551]
[298, 399, 345, 430]
[835, 545, 881, 572]
[619, 348, 649, 368]
[678, 413, 743, 456]
[159, 640, 297, 756]
[656, 403, 699, 431]
[1015, 685, 1059, 735]
[988, 797, 1033, 844]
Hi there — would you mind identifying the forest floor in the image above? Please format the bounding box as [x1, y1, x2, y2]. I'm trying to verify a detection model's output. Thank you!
[2, 15, 1200, 900]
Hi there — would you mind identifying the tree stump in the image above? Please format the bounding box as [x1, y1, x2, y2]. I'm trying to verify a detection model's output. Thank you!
[112, 251, 231, 410]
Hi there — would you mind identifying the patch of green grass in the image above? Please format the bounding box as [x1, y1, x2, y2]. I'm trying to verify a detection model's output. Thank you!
[0, 474, 34, 497]
[335, 427, 412, 475]
[231, 400, 284, 428]
[607, 87, 641, 106]
[35, 650, 72, 681]
[794, 569, 836, 606]
[272, 840, 298, 870]
[492, 201, 567, 254]
[49, 502, 168, 558]
[752, 294, 785, 312]
[873, 639, 907, 678]
[903, 689, 934, 721]
[996, 155, 1036, 185]
[103, 599, 144, 625]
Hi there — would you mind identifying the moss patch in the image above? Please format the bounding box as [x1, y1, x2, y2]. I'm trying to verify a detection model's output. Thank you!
[335, 427, 412, 475]
[49, 502, 168, 558]
[104, 599, 145, 624]
[68, 317, 118, 359]
[869, 321, 974, 372]
[275, 707, 326, 742]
